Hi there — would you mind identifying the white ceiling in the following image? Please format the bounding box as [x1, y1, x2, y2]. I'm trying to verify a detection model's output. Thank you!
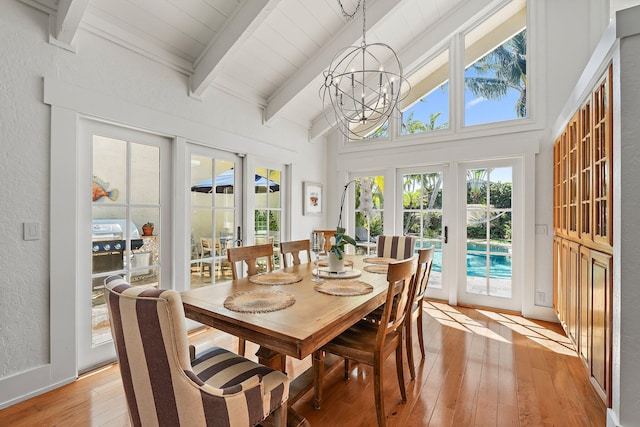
[26, 0, 520, 138]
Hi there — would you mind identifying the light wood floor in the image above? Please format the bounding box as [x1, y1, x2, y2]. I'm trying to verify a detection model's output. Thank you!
[0, 301, 606, 426]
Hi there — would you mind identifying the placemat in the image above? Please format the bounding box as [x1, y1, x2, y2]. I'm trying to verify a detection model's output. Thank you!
[363, 257, 397, 265]
[248, 272, 303, 285]
[316, 259, 353, 267]
[224, 290, 295, 313]
[314, 280, 373, 296]
[313, 268, 362, 279]
[363, 264, 388, 274]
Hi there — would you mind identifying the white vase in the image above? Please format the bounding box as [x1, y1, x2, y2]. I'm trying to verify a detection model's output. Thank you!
[328, 251, 344, 273]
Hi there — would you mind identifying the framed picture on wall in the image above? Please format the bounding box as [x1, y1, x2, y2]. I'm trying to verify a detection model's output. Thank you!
[303, 182, 322, 215]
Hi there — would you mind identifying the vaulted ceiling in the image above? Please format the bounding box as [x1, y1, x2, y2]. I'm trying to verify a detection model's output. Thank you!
[25, 0, 521, 140]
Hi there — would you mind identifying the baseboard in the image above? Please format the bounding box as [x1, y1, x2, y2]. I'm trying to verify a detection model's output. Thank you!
[527, 305, 559, 322]
[0, 365, 75, 410]
[607, 408, 620, 427]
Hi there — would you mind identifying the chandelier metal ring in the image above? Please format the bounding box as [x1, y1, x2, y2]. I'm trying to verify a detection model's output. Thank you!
[320, 0, 409, 140]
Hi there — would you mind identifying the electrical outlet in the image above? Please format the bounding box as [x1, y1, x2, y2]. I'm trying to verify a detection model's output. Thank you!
[536, 291, 545, 304]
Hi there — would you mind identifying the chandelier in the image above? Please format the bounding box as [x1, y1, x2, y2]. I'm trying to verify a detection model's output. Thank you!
[320, 0, 409, 140]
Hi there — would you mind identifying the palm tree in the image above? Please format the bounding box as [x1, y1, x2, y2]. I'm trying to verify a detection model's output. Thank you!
[402, 111, 448, 134]
[465, 29, 527, 117]
[467, 169, 490, 204]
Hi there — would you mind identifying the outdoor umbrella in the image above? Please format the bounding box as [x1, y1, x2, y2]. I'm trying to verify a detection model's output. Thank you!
[190, 169, 280, 194]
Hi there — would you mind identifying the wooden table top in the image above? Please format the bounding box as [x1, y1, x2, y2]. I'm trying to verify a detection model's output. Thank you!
[181, 255, 389, 360]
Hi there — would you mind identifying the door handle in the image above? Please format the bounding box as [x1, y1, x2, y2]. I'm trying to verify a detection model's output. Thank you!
[444, 226, 448, 244]
[234, 226, 243, 247]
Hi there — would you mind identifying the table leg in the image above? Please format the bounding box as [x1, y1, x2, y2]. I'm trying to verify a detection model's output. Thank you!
[255, 346, 286, 372]
[255, 346, 308, 427]
[312, 350, 324, 409]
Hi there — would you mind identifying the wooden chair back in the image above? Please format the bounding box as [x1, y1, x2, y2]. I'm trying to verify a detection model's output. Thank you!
[404, 247, 435, 380]
[200, 237, 214, 256]
[379, 256, 418, 344]
[226, 243, 274, 279]
[280, 239, 311, 268]
[411, 246, 434, 305]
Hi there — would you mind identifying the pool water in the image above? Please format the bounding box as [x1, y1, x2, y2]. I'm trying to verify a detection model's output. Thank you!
[428, 243, 512, 279]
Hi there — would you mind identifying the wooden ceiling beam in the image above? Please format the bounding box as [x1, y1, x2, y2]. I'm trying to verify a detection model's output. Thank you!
[50, 0, 89, 50]
[189, 0, 282, 98]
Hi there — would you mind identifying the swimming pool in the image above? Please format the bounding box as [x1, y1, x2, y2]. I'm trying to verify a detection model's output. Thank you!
[424, 242, 512, 279]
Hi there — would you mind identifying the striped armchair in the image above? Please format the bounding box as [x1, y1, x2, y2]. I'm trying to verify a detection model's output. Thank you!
[105, 275, 289, 427]
[376, 235, 416, 260]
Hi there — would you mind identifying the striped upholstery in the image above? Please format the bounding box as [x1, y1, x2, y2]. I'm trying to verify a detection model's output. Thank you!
[105, 275, 289, 427]
[376, 235, 416, 260]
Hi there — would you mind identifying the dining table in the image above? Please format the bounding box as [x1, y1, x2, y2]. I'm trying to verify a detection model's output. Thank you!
[181, 254, 392, 427]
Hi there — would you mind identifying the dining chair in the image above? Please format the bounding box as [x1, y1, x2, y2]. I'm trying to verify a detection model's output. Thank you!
[279, 239, 311, 268]
[405, 247, 435, 380]
[104, 275, 289, 427]
[226, 243, 285, 369]
[376, 235, 417, 260]
[199, 237, 214, 277]
[227, 243, 274, 280]
[313, 256, 417, 427]
[363, 247, 434, 380]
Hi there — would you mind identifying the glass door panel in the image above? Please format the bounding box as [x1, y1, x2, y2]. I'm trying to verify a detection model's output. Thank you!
[81, 120, 170, 372]
[399, 168, 448, 301]
[460, 165, 518, 310]
[190, 155, 238, 287]
[254, 166, 282, 269]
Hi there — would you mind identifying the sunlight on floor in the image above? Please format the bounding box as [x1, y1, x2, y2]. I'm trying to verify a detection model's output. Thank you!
[422, 301, 577, 357]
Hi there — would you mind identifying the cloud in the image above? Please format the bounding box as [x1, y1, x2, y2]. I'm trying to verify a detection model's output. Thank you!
[466, 97, 487, 109]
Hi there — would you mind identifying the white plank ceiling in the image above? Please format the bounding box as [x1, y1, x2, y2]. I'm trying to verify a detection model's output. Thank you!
[25, 0, 518, 138]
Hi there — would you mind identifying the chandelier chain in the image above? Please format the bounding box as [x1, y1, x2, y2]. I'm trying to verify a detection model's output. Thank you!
[337, 0, 361, 20]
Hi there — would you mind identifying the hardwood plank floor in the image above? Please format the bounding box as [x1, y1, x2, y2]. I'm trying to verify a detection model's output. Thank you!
[0, 302, 606, 427]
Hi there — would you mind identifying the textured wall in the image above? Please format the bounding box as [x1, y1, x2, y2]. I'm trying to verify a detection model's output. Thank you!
[0, 1, 55, 376]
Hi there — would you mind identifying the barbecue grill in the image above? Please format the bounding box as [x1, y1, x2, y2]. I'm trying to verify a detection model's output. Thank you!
[92, 219, 144, 274]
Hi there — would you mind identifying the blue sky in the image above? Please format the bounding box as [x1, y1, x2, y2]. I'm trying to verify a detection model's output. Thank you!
[403, 79, 522, 130]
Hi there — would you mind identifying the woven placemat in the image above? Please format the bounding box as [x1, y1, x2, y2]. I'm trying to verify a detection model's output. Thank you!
[224, 290, 295, 313]
[248, 272, 303, 285]
[316, 259, 353, 267]
[363, 257, 397, 264]
[363, 264, 388, 274]
[313, 268, 362, 279]
[314, 280, 373, 296]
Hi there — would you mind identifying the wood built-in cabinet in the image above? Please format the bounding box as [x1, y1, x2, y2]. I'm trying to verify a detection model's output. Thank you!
[553, 64, 613, 406]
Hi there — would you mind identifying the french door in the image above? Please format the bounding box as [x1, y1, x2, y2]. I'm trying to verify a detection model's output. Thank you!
[398, 165, 451, 301]
[189, 148, 242, 287]
[78, 119, 171, 372]
[456, 160, 521, 312]
[397, 160, 521, 312]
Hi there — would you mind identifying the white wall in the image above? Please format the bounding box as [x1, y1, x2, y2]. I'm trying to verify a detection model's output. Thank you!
[0, 0, 327, 407]
[613, 8, 640, 426]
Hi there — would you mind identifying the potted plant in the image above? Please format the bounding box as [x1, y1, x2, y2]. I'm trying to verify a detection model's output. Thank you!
[328, 181, 357, 272]
[142, 222, 154, 236]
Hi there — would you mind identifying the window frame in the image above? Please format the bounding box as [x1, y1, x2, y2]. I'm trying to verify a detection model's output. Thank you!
[337, 0, 543, 153]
